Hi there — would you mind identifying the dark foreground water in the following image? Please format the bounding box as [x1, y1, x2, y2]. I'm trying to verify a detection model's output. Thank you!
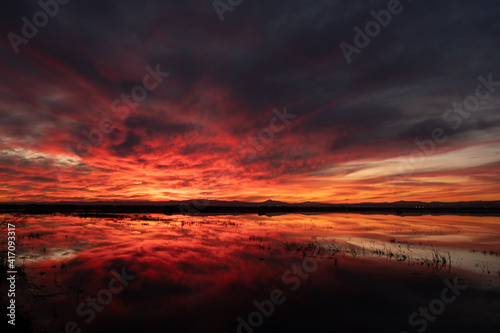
[1, 213, 500, 333]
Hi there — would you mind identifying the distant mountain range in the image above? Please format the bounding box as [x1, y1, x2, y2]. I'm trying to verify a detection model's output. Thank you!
[1, 199, 499, 208]
[1, 200, 499, 216]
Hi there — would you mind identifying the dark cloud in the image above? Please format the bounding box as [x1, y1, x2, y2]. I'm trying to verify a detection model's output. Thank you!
[0, 0, 499, 201]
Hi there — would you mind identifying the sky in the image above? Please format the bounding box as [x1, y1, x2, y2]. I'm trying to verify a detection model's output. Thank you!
[0, 0, 499, 203]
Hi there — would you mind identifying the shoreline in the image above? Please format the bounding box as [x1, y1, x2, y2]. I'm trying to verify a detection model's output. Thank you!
[1, 204, 500, 216]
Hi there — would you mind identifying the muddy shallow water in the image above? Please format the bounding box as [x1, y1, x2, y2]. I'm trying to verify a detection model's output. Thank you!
[2, 213, 500, 333]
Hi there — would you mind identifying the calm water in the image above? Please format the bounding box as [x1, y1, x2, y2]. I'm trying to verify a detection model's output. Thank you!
[2, 213, 500, 332]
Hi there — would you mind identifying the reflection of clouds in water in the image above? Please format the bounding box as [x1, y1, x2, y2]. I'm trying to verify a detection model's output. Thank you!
[5, 213, 500, 333]
[43, 248, 79, 262]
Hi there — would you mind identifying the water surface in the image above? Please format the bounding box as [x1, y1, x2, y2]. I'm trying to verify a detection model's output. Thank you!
[2, 213, 499, 332]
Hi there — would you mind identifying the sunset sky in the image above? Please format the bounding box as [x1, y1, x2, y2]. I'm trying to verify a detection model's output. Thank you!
[1, 0, 499, 203]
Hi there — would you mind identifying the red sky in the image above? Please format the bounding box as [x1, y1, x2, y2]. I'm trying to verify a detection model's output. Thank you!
[0, 0, 499, 203]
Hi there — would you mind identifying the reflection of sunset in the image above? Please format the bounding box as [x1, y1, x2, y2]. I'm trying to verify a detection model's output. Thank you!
[4, 213, 500, 332]
[13, 214, 500, 273]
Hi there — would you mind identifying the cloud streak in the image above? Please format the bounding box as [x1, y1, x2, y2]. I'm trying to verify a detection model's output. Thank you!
[0, 0, 499, 202]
